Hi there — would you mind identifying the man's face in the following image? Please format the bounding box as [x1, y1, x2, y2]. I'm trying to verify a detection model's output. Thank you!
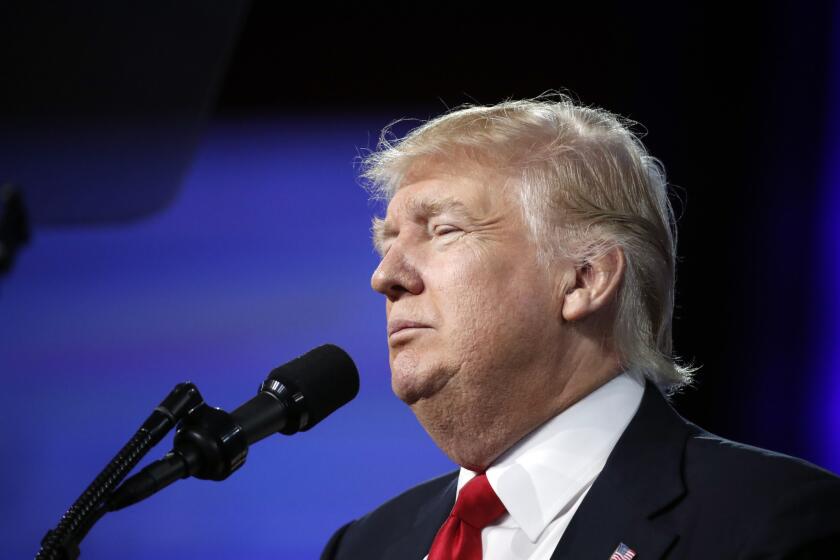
[370, 167, 565, 415]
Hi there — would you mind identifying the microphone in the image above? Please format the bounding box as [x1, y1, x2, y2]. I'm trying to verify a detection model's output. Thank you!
[108, 344, 359, 511]
[235, 342, 360, 439]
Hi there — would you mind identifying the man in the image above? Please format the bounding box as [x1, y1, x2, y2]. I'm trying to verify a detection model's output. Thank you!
[322, 97, 840, 559]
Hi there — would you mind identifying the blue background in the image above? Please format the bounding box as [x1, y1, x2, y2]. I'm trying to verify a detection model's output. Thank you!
[0, 118, 455, 558]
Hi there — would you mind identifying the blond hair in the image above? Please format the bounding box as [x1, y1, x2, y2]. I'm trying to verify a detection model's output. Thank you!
[360, 94, 695, 393]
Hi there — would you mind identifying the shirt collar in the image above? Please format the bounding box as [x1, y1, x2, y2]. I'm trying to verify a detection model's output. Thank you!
[456, 370, 645, 543]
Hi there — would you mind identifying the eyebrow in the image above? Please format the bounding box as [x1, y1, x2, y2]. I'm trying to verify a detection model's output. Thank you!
[371, 197, 475, 255]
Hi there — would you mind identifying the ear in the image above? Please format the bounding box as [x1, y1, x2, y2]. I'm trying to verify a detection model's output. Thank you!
[561, 246, 626, 322]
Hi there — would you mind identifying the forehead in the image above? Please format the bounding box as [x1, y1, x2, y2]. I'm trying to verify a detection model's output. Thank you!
[385, 168, 512, 220]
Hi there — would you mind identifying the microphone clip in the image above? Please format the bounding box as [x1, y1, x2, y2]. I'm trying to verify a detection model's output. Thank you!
[172, 403, 249, 481]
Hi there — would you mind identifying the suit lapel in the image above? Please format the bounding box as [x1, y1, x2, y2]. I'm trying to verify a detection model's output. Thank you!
[384, 472, 457, 558]
[551, 381, 691, 560]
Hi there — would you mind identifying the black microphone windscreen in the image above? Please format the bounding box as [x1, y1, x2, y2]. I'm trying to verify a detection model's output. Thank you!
[267, 344, 359, 431]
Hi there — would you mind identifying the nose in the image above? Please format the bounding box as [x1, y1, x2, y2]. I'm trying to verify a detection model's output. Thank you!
[371, 243, 424, 300]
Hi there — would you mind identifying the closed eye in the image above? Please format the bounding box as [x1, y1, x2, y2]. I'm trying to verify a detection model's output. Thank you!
[433, 225, 461, 236]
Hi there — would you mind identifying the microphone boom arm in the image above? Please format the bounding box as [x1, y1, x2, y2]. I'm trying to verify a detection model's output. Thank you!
[36, 382, 205, 560]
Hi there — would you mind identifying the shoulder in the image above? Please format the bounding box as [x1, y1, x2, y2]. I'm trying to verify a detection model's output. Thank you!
[320, 470, 458, 560]
[682, 422, 840, 498]
[636, 382, 839, 503]
[677, 423, 840, 557]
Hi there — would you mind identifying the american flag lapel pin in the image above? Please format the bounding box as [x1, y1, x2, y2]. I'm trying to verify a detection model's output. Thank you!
[610, 542, 637, 560]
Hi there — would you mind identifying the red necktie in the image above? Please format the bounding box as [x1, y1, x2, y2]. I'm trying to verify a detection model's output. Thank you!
[428, 473, 507, 560]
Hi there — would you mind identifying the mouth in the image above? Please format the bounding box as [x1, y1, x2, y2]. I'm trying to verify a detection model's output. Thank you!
[388, 320, 432, 339]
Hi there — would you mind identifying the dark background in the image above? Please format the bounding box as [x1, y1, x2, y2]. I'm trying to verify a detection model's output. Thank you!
[2, 1, 838, 558]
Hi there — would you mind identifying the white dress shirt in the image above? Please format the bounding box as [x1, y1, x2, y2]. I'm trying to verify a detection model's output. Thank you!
[422, 370, 645, 560]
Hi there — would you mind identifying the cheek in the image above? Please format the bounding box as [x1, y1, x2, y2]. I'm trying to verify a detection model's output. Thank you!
[435, 260, 487, 324]
[438, 252, 554, 351]
[436, 261, 516, 344]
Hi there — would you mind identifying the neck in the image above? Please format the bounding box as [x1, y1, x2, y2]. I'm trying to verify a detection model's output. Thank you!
[413, 341, 623, 471]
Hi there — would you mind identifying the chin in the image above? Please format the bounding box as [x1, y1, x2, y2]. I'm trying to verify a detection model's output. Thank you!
[391, 357, 456, 406]
[392, 378, 422, 405]
[391, 348, 446, 405]
[392, 371, 445, 405]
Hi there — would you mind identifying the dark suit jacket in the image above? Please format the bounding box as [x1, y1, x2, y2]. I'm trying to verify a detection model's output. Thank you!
[321, 382, 840, 559]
